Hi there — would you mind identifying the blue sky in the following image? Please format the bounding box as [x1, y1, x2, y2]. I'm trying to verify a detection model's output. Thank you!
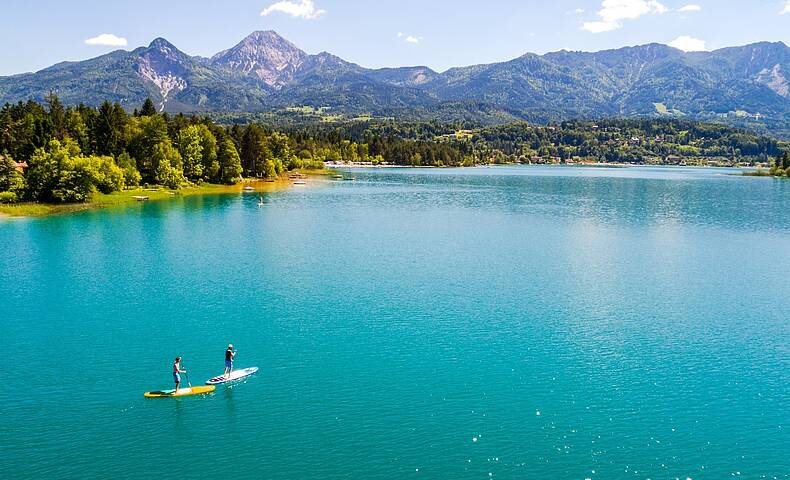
[1, 0, 789, 76]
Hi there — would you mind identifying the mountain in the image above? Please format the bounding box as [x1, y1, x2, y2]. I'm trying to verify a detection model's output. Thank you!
[0, 31, 788, 133]
[210, 30, 309, 88]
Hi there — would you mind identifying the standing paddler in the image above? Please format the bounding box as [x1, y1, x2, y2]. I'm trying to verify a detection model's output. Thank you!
[224, 344, 237, 379]
[173, 356, 187, 393]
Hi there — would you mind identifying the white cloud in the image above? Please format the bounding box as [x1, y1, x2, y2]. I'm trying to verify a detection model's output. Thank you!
[599, 0, 667, 21]
[397, 32, 421, 44]
[84, 33, 127, 47]
[678, 4, 701, 12]
[782, 1, 790, 15]
[583, 21, 621, 32]
[261, 0, 325, 19]
[668, 35, 707, 51]
[583, 0, 667, 32]
[575, 8, 585, 14]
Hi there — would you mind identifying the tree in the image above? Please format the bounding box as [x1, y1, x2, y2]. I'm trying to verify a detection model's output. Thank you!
[126, 115, 169, 182]
[151, 141, 185, 189]
[241, 125, 267, 176]
[262, 158, 277, 178]
[24, 139, 125, 203]
[64, 108, 90, 153]
[0, 154, 25, 197]
[175, 126, 204, 182]
[116, 152, 141, 187]
[267, 132, 291, 162]
[89, 156, 126, 194]
[217, 137, 243, 184]
[139, 98, 158, 117]
[45, 92, 66, 140]
[195, 124, 219, 182]
[51, 157, 95, 203]
[93, 101, 127, 157]
[25, 139, 72, 202]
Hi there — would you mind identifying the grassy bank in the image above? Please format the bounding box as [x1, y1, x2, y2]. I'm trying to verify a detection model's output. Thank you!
[0, 169, 331, 218]
[0, 185, 237, 218]
[742, 168, 788, 177]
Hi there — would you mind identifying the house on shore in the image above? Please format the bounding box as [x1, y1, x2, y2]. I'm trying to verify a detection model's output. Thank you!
[0, 154, 27, 173]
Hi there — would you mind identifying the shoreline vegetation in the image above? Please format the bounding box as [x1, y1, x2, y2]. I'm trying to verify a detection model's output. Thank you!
[742, 153, 790, 177]
[2, 160, 778, 219]
[0, 171, 329, 218]
[2, 96, 789, 218]
[328, 160, 756, 169]
[0, 95, 364, 216]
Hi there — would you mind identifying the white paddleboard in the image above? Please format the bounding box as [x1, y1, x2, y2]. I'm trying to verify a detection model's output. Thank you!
[205, 367, 259, 385]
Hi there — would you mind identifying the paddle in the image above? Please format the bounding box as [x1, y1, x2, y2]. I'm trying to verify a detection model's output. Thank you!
[184, 366, 192, 388]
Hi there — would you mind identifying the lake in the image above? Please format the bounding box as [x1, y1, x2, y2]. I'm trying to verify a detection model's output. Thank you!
[1, 165, 788, 479]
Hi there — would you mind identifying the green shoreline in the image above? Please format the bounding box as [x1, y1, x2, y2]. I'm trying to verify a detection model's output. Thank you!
[0, 169, 332, 219]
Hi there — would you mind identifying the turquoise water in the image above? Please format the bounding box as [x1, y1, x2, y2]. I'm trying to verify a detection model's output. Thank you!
[1, 166, 788, 479]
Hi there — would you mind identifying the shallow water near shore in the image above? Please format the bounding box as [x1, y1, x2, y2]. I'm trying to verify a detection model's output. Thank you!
[1, 165, 788, 479]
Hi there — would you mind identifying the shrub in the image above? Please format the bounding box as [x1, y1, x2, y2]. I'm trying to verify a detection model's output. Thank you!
[0, 191, 18, 203]
[123, 166, 142, 188]
[80, 156, 126, 194]
[302, 159, 325, 170]
[51, 160, 94, 203]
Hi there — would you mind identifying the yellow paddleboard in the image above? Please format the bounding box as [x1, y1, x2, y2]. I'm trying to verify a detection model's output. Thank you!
[144, 385, 216, 398]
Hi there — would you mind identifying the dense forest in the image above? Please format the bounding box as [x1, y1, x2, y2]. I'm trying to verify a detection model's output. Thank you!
[296, 119, 788, 167]
[0, 96, 371, 204]
[2, 97, 789, 205]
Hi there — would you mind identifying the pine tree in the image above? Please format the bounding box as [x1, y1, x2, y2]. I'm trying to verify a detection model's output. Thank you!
[139, 98, 157, 117]
[94, 101, 127, 157]
[45, 92, 66, 140]
[241, 125, 266, 176]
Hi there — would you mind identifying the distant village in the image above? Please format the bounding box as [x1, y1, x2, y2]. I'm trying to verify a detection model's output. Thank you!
[432, 125, 775, 168]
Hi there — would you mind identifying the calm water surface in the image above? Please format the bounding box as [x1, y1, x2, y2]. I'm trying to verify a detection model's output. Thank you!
[1, 166, 788, 479]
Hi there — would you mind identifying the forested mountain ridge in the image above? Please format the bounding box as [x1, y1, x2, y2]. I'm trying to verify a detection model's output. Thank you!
[1, 31, 788, 135]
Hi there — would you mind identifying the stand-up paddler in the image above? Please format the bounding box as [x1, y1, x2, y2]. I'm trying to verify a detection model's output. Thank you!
[224, 344, 237, 379]
[173, 356, 187, 393]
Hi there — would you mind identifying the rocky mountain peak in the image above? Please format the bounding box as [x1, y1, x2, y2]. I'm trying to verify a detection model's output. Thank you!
[137, 38, 191, 109]
[148, 38, 179, 54]
[210, 31, 308, 87]
[241, 30, 299, 48]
